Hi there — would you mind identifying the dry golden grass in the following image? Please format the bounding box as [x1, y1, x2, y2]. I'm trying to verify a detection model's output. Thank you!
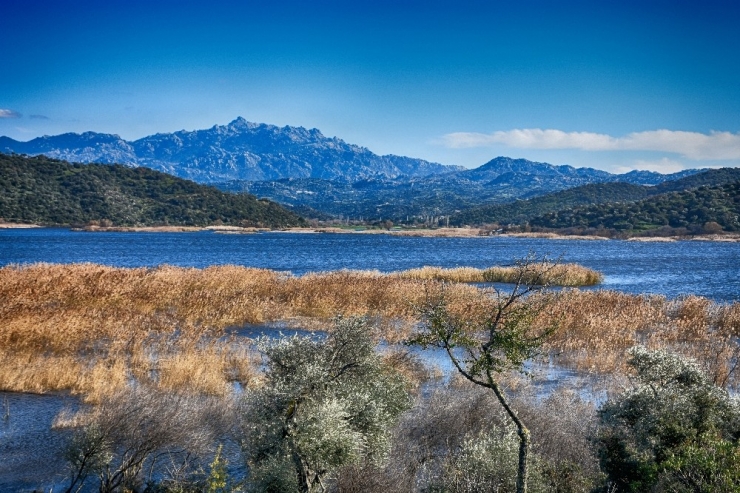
[0, 263, 737, 398]
[394, 263, 603, 286]
[541, 290, 740, 389]
[482, 263, 603, 286]
[396, 266, 487, 283]
[0, 263, 481, 397]
[0, 353, 83, 394]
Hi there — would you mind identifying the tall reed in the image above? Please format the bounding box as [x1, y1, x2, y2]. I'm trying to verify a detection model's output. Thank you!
[0, 263, 736, 397]
[395, 263, 603, 286]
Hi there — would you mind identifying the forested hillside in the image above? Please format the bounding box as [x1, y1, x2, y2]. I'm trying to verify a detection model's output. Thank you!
[450, 182, 650, 226]
[530, 182, 740, 232]
[451, 168, 740, 229]
[0, 154, 305, 227]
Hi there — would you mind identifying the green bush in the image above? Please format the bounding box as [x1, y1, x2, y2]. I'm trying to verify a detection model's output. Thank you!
[597, 347, 740, 492]
[242, 317, 411, 493]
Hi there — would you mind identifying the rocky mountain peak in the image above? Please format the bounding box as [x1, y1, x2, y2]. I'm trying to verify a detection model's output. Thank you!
[0, 118, 454, 183]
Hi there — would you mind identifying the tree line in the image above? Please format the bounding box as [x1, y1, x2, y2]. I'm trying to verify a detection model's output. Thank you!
[530, 182, 739, 233]
[450, 168, 740, 235]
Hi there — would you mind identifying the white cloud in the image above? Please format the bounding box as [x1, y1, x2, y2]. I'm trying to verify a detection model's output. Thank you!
[0, 109, 22, 119]
[440, 128, 740, 161]
[632, 158, 686, 174]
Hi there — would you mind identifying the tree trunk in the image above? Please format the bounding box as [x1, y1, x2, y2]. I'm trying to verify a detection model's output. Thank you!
[488, 375, 530, 493]
[516, 426, 530, 493]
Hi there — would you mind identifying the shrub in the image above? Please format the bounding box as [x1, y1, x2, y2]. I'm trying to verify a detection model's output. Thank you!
[597, 346, 740, 492]
[242, 317, 411, 492]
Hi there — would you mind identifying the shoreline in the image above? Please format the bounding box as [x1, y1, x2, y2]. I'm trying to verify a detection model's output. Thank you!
[2, 222, 739, 242]
[0, 222, 41, 229]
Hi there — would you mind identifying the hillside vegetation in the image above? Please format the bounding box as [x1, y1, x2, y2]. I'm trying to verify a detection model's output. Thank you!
[221, 157, 700, 222]
[451, 168, 740, 232]
[450, 182, 650, 226]
[0, 153, 305, 227]
[530, 181, 740, 232]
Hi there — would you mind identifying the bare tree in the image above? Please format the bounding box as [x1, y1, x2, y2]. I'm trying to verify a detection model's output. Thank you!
[63, 387, 233, 493]
[409, 254, 561, 493]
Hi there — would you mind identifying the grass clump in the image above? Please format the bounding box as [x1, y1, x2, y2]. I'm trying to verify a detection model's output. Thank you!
[395, 263, 603, 286]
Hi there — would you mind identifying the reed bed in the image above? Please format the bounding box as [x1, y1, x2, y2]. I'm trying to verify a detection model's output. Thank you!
[1, 263, 737, 397]
[0, 263, 482, 397]
[394, 263, 603, 286]
[541, 290, 740, 389]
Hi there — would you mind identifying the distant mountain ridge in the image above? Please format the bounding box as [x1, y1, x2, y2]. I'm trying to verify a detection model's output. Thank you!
[1, 120, 705, 221]
[0, 117, 459, 182]
[220, 157, 701, 221]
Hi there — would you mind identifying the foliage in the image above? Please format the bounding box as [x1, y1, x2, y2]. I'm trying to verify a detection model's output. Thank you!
[242, 317, 411, 492]
[652, 167, 740, 193]
[434, 425, 547, 493]
[530, 182, 740, 233]
[205, 445, 233, 493]
[597, 346, 740, 492]
[410, 254, 561, 493]
[450, 168, 740, 228]
[0, 153, 305, 227]
[450, 182, 650, 227]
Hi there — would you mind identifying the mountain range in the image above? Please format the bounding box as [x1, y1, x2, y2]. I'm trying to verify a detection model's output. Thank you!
[219, 157, 700, 221]
[449, 167, 740, 227]
[1, 118, 705, 221]
[0, 117, 456, 183]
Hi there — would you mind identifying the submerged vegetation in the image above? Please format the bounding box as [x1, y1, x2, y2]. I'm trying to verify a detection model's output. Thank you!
[1, 260, 739, 491]
[0, 261, 737, 399]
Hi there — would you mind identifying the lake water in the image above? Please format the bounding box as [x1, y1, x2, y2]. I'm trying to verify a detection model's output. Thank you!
[1, 228, 738, 489]
[1, 228, 739, 301]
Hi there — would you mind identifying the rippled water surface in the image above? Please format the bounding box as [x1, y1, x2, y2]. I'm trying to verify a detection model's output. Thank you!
[1, 228, 738, 301]
[0, 392, 78, 491]
[1, 228, 738, 489]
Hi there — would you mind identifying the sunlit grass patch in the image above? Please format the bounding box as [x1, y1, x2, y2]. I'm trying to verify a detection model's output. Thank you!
[0, 263, 737, 399]
[394, 263, 602, 286]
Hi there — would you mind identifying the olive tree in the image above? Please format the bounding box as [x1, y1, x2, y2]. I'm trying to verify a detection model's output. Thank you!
[410, 254, 560, 493]
[598, 346, 740, 492]
[242, 317, 411, 493]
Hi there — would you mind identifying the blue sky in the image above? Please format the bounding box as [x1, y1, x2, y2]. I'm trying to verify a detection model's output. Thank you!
[1, 0, 739, 172]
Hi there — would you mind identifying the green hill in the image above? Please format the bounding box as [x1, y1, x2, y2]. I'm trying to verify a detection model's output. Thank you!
[450, 182, 650, 226]
[450, 168, 740, 227]
[0, 153, 305, 227]
[529, 182, 740, 233]
[652, 167, 740, 193]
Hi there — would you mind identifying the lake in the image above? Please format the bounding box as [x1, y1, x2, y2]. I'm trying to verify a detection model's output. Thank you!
[1, 228, 738, 301]
[1, 228, 738, 490]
